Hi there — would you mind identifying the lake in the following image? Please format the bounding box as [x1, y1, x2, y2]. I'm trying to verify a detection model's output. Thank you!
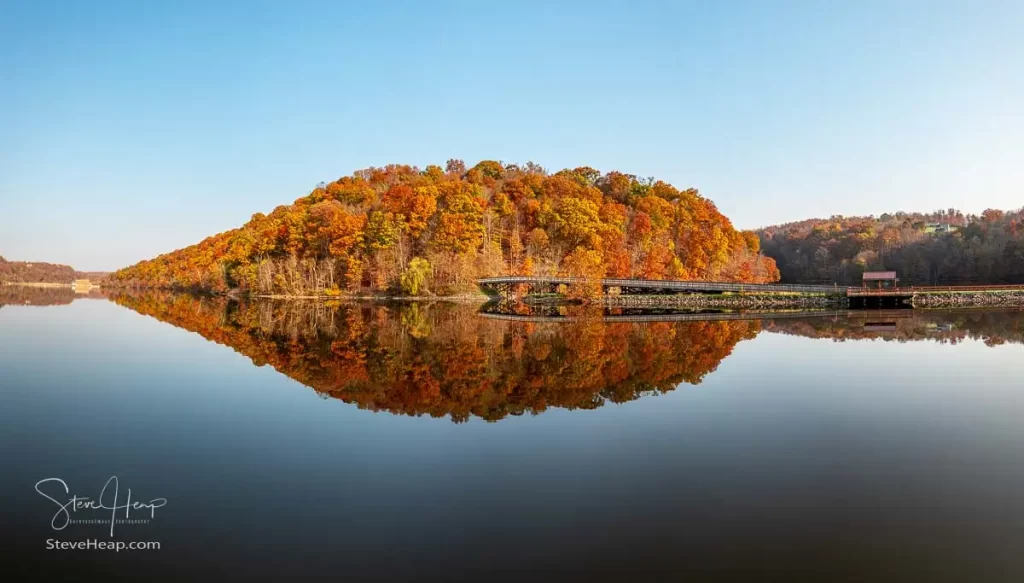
[3, 290, 1024, 582]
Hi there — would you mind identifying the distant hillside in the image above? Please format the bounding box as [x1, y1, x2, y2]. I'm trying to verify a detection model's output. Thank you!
[0, 256, 108, 284]
[112, 160, 780, 296]
[757, 208, 1024, 285]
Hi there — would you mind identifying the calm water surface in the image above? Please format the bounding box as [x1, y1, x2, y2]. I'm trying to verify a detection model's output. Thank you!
[2, 289, 1024, 582]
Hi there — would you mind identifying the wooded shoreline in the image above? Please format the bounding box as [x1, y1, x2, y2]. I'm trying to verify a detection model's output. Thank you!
[101, 282, 1024, 310]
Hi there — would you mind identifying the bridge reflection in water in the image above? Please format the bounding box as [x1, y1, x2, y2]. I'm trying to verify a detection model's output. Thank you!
[479, 304, 918, 324]
[479, 276, 1024, 310]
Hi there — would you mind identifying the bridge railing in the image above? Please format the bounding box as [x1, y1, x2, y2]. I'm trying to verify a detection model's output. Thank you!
[851, 284, 1024, 295]
[477, 276, 848, 295]
[906, 284, 1024, 292]
[480, 277, 1024, 296]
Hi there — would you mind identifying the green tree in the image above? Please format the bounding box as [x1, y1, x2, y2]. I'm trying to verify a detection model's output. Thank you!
[400, 257, 432, 296]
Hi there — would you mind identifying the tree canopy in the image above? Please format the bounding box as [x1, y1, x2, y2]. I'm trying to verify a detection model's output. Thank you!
[112, 160, 780, 295]
[0, 256, 105, 284]
[758, 208, 1024, 285]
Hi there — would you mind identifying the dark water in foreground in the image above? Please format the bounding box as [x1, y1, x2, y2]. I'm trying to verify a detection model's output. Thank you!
[2, 289, 1024, 582]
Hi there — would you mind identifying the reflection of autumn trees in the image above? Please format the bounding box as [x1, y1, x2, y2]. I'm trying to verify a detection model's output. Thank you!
[107, 293, 1024, 421]
[762, 309, 1024, 348]
[0, 285, 103, 307]
[109, 293, 758, 423]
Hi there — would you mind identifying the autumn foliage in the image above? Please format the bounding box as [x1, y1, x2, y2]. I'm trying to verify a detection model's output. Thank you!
[0, 256, 106, 284]
[112, 160, 780, 295]
[759, 207, 1024, 285]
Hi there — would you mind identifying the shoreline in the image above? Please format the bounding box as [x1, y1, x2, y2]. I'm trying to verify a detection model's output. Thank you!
[593, 293, 844, 310]
[101, 286, 1024, 309]
[913, 290, 1024, 308]
[2, 281, 76, 288]
[104, 285, 493, 303]
[536, 290, 1024, 310]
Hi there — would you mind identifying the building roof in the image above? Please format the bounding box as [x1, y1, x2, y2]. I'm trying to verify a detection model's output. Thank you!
[863, 271, 897, 280]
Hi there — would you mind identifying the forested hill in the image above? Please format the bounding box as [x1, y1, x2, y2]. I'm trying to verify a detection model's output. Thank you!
[112, 160, 780, 295]
[758, 208, 1024, 285]
[0, 256, 107, 284]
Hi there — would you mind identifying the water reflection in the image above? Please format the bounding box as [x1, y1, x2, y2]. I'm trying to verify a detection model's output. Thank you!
[0, 284, 109, 307]
[5, 295, 1024, 581]
[109, 292, 758, 422]
[0, 285, 77, 307]
[109, 292, 1024, 422]
[763, 308, 1024, 347]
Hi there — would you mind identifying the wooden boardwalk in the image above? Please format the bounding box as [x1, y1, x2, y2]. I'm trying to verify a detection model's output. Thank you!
[478, 277, 1024, 301]
[848, 284, 1024, 296]
[477, 276, 843, 296]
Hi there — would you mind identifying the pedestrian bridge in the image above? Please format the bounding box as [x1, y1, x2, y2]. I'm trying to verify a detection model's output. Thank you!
[476, 276, 844, 296]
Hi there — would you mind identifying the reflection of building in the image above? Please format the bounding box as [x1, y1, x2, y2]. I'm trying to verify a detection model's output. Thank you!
[72, 279, 93, 293]
[862, 271, 897, 289]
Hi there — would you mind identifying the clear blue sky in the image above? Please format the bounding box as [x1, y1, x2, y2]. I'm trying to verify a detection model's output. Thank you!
[2, 0, 1022, 271]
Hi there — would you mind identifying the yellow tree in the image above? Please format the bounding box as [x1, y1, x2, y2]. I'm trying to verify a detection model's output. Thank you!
[560, 247, 604, 302]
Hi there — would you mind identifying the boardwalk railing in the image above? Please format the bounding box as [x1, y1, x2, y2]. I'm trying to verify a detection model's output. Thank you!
[477, 276, 845, 295]
[904, 284, 1024, 292]
[850, 284, 1024, 296]
[479, 277, 1024, 298]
